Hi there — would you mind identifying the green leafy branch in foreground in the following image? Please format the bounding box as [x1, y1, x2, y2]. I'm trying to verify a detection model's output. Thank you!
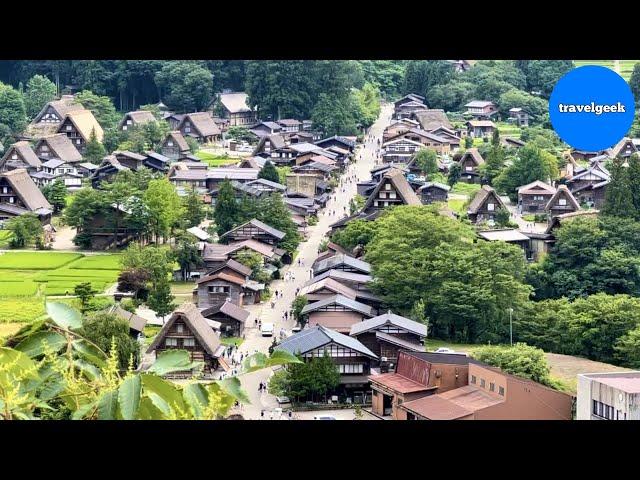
[0, 302, 301, 420]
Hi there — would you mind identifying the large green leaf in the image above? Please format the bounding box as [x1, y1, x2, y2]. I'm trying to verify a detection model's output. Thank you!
[73, 359, 102, 381]
[97, 390, 119, 420]
[182, 383, 209, 418]
[14, 331, 66, 358]
[46, 302, 82, 330]
[141, 374, 185, 413]
[118, 375, 142, 420]
[242, 349, 302, 373]
[218, 377, 251, 404]
[71, 401, 96, 420]
[206, 383, 236, 417]
[0, 347, 40, 387]
[137, 396, 165, 420]
[72, 340, 107, 368]
[147, 349, 201, 376]
[37, 373, 66, 401]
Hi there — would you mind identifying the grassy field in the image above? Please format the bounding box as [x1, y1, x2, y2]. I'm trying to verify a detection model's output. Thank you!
[220, 337, 244, 347]
[195, 151, 240, 167]
[170, 281, 196, 295]
[447, 198, 467, 215]
[574, 60, 639, 80]
[0, 252, 82, 269]
[451, 182, 481, 196]
[496, 122, 522, 138]
[68, 254, 122, 270]
[0, 252, 122, 326]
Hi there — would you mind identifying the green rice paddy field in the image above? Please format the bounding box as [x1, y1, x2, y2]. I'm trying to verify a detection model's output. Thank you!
[574, 60, 639, 80]
[0, 252, 122, 327]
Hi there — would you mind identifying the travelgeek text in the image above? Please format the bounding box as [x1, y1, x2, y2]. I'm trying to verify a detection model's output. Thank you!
[557, 102, 627, 115]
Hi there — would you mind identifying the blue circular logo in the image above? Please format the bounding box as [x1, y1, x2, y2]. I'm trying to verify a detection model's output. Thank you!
[549, 65, 635, 152]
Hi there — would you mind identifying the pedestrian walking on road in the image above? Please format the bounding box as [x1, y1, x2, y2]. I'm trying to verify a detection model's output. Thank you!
[271, 300, 275, 309]
[261, 410, 265, 419]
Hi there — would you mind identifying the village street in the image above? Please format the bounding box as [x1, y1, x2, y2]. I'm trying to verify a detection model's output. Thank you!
[229, 104, 393, 419]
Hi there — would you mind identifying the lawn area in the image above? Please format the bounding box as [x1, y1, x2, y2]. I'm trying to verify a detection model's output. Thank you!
[0, 252, 82, 269]
[447, 198, 467, 215]
[220, 337, 244, 347]
[451, 182, 481, 196]
[195, 151, 240, 167]
[171, 281, 196, 295]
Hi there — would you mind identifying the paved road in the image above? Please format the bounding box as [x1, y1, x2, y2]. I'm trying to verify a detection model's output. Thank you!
[230, 104, 393, 419]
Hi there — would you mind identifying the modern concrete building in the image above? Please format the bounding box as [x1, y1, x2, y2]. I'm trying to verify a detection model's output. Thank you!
[577, 372, 640, 420]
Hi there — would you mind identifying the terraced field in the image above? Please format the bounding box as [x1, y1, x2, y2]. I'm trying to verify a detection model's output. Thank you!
[0, 252, 122, 329]
[574, 60, 639, 80]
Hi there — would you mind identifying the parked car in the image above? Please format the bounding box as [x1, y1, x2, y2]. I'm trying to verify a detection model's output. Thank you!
[291, 325, 302, 333]
[313, 415, 336, 420]
[261, 322, 274, 337]
[434, 347, 467, 356]
[276, 396, 291, 404]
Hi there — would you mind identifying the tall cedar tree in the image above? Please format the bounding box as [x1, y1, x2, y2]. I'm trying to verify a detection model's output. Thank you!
[42, 179, 67, 213]
[84, 127, 106, 164]
[603, 158, 635, 217]
[183, 188, 206, 228]
[627, 154, 640, 218]
[214, 179, 242, 237]
[258, 161, 280, 184]
[147, 277, 176, 321]
[629, 63, 640, 101]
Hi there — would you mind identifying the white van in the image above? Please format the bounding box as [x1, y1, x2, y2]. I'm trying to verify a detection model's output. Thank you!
[260, 322, 274, 337]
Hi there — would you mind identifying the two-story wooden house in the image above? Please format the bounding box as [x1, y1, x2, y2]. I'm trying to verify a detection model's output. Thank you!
[458, 148, 485, 183]
[32, 159, 84, 190]
[218, 92, 256, 127]
[119, 110, 156, 131]
[566, 162, 610, 209]
[545, 184, 580, 218]
[200, 300, 251, 337]
[362, 169, 422, 214]
[466, 120, 497, 138]
[418, 182, 450, 205]
[301, 294, 375, 333]
[249, 121, 283, 138]
[0, 142, 42, 173]
[517, 180, 556, 214]
[312, 254, 371, 277]
[467, 185, 508, 224]
[349, 311, 428, 372]
[465, 100, 499, 120]
[219, 219, 286, 246]
[178, 113, 221, 144]
[277, 119, 302, 134]
[508, 108, 529, 127]
[146, 303, 225, 378]
[34, 133, 83, 164]
[161, 131, 190, 160]
[276, 325, 378, 403]
[56, 110, 104, 154]
[0, 169, 52, 224]
[28, 95, 84, 137]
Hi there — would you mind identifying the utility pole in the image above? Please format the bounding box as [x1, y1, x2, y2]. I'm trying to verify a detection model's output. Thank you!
[509, 308, 514, 346]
